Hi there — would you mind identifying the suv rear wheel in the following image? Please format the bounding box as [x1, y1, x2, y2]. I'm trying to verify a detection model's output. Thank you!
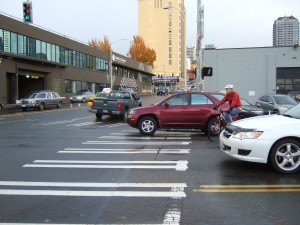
[138, 116, 157, 136]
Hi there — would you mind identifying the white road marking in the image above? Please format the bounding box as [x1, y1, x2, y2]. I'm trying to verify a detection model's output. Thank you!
[0, 119, 38, 124]
[0, 181, 186, 198]
[59, 148, 190, 154]
[98, 136, 191, 140]
[0, 181, 187, 188]
[0, 189, 186, 197]
[83, 141, 191, 145]
[163, 207, 181, 225]
[98, 123, 126, 128]
[33, 116, 94, 125]
[23, 160, 188, 171]
[118, 130, 200, 136]
[67, 121, 103, 126]
[0, 223, 164, 225]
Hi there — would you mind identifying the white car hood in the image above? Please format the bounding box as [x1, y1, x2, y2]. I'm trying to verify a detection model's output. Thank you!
[232, 114, 300, 130]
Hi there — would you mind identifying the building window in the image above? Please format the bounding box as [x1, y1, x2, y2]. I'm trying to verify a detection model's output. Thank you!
[0, 28, 108, 73]
[10, 32, 17, 54]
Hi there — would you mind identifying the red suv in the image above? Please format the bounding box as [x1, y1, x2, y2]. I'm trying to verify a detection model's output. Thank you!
[126, 92, 229, 135]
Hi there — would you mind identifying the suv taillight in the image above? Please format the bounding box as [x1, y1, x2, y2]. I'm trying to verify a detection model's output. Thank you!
[91, 100, 94, 108]
[117, 102, 123, 109]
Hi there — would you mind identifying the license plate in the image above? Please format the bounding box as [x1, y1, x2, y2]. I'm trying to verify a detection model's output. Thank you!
[103, 110, 108, 113]
[22, 105, 26, 107]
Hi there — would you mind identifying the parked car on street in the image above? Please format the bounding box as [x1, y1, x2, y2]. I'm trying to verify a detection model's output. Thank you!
[219, 103, 300, 174]
[239, 98, 264, 118]
[255, 94, 297, 114]
[70, 90, 95, 103]
[126, 92, 231, 136]
[16, 90, 65, 111]
[288, 91, 300, 103]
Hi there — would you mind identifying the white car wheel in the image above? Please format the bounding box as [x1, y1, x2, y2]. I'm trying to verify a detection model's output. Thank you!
[270, 139, 300, 174]
[138, 116, 157, 136]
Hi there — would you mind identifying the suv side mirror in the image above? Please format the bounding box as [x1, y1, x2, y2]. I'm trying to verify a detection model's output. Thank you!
[164, 101, 170, 107]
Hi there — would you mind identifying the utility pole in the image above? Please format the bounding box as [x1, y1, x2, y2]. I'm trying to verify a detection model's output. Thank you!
[196, 0, 204, 91]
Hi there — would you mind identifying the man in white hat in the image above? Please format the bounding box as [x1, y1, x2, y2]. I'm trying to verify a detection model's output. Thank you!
[215, 84, 242, 125]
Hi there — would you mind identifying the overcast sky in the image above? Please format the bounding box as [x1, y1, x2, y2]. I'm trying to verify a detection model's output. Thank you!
[1, 0, 300, 55]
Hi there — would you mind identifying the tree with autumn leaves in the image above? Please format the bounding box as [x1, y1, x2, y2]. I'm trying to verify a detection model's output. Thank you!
[88, 35, 111, 52]
[127, 35, 156, 67]
[88, 35, 156, 67]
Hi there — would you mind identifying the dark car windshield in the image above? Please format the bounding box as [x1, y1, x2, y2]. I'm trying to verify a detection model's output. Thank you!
[27, 93, 38, 99]
[273, 95, 297, 105]
[283, 104, 300, 119]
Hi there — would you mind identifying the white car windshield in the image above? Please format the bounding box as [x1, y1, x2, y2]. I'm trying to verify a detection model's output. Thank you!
[283, 103, 300, 119]
[273, 95, 297, 105]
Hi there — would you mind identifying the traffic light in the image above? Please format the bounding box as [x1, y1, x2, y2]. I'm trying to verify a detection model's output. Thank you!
[202, 67, 213, 77]
[23, 1, 32, 23]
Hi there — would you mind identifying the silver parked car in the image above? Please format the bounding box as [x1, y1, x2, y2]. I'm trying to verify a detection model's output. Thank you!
[70, 90, 95, 103]
[16, 90, 65, 111]
[255, 94, 297, 114]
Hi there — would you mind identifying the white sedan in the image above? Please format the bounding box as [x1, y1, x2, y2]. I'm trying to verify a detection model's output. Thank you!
[219, 103, 300, 174]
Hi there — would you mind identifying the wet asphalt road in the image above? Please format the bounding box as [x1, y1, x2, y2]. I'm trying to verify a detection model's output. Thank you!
[0, 95, 299, 225]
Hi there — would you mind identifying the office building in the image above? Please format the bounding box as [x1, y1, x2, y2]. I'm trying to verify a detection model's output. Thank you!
[138, 0, 186, 90]
[0, 13, 154, 104]
[273, 16, 299, 46]
[203, 46, 300, 103]
[186, 46, 196, 61]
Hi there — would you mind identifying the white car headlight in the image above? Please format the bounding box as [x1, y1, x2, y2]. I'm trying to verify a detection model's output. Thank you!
[233, 131, 263, 140]
[128, 109, 136, 115]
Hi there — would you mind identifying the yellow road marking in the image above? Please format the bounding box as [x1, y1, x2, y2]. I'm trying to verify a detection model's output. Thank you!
[193, 184, 300, 193]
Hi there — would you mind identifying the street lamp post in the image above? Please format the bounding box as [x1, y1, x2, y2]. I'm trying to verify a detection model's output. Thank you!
[163, 6, 187, 91]
[109, 39, 127, 90]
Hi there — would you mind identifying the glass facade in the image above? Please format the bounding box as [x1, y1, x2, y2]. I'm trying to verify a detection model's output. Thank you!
[0, 28, 109, 72]
[276, 67, 300, 94]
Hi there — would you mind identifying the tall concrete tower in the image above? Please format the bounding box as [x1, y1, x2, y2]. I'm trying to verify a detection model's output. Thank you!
[273, 16, 299, 46]
[138, 0, 186, 89]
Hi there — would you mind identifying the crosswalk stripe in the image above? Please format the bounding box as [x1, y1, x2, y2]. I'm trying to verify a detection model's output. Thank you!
[0, 181, 187, 188]
[23, 160, 188, 171]
[59, 148, 190, 154]
[0, 190, 186, 198]
[0, 181, 186, 198]
[0, 224, 163, 225]
[98, 123, 126, 128]
[117, 131, 195, 136]
[98, 136, 191, 140]
[67, 121, 103, 126]
[33, 116, 94, 125]
[83, 141, 191, 145]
